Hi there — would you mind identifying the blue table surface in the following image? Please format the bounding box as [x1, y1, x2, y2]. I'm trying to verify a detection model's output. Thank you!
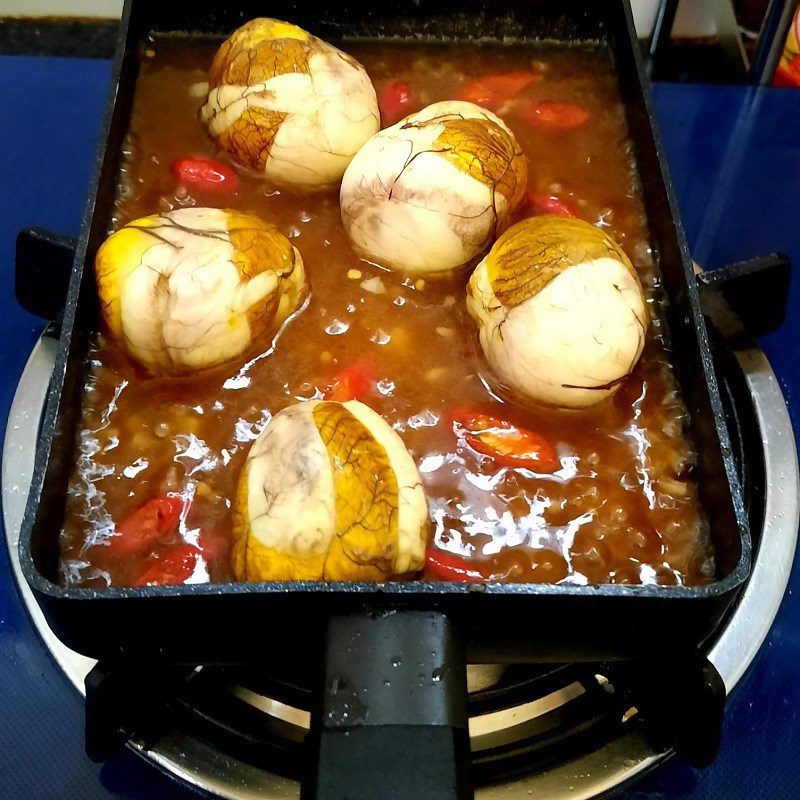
[1, 56, 799, 800]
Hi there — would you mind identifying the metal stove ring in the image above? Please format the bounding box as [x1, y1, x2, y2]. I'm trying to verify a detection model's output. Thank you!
[3, 333, 798, 800]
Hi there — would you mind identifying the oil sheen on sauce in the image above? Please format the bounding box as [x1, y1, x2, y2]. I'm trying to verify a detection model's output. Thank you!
[59, 37, 713, 589]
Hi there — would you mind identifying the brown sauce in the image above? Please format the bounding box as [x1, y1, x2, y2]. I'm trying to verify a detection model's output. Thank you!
[59, 36, 713, 589]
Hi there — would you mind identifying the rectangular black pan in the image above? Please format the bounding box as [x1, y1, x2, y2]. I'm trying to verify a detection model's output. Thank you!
[17, 2, 751, 794]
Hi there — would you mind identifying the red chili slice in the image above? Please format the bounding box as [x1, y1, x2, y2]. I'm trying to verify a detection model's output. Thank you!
[425, 548, 487, 583]
[171, 156, 239, 193]
[529, 193, 577, 218]
[529, 101, 591, 131]
[132, 544, 204, 587]
[323, 361, 376, 402]
[379, 81, 414, 125]
[195, 525, 229, 564]
[107, 495, 186, 556]
[459, 72, 539, 111]
[774, 55, 800, 87]
[451, 411, 559, 472]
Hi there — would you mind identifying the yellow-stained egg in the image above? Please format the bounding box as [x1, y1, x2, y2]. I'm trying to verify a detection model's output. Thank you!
[467, 216, 648, 409]
[340, 100, 527, 274]
[232, 400, 428, 581]
[200, 18, 379, 190]
[95, 207, 307, 374]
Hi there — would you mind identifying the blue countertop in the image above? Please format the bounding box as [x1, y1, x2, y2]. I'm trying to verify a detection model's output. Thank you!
[1, 56, 798, 799]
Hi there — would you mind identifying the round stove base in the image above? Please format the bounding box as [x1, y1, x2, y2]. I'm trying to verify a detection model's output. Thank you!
[3, 334, 797, 800]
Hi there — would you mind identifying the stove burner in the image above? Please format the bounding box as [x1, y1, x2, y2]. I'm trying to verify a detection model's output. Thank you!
[3, 333, 797, 800]
[172, 663, 629, 786]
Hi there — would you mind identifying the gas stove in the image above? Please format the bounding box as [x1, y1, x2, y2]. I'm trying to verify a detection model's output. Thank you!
[3, 326, 796, 799]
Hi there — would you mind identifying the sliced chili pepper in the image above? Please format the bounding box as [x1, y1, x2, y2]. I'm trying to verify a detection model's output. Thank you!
[379, 81, 413, 125]
[451, 411, 559, 472]
[171, 155, 239, 193]
[774, 56, 800, 87]
[132, 544, 204, 587]
[529, 101, 590, 131]
[106, 494, 186, 556]
[323, 361, 376, 402]
[459, 71, 539, 111]
[425, 548, 487, 583]
[196, 526, 229, 564]
[528, 193, 576, 218]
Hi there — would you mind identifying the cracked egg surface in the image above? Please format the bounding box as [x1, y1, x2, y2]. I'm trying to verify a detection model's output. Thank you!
[60, 39, 711, 591]
[232, 400, 427, 581]
[95, 207, 307, 375]
[340, 100, 526, 274]
[467, 216, 648, 409]
[200, 17, 379, 190]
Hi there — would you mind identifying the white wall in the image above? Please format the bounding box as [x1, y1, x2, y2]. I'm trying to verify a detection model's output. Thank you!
[0, 0, 123, 16]
[0, 0, 721, 37]
[633, 0, 721, 38]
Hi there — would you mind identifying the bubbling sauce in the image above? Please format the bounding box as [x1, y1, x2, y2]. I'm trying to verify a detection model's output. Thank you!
[59, 37, 713, 588]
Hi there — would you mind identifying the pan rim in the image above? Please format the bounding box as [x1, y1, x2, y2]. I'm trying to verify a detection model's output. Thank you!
[17, 0, 752, 612]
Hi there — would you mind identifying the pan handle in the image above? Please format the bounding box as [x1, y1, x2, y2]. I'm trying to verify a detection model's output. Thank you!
[303, 610, 472, 800]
